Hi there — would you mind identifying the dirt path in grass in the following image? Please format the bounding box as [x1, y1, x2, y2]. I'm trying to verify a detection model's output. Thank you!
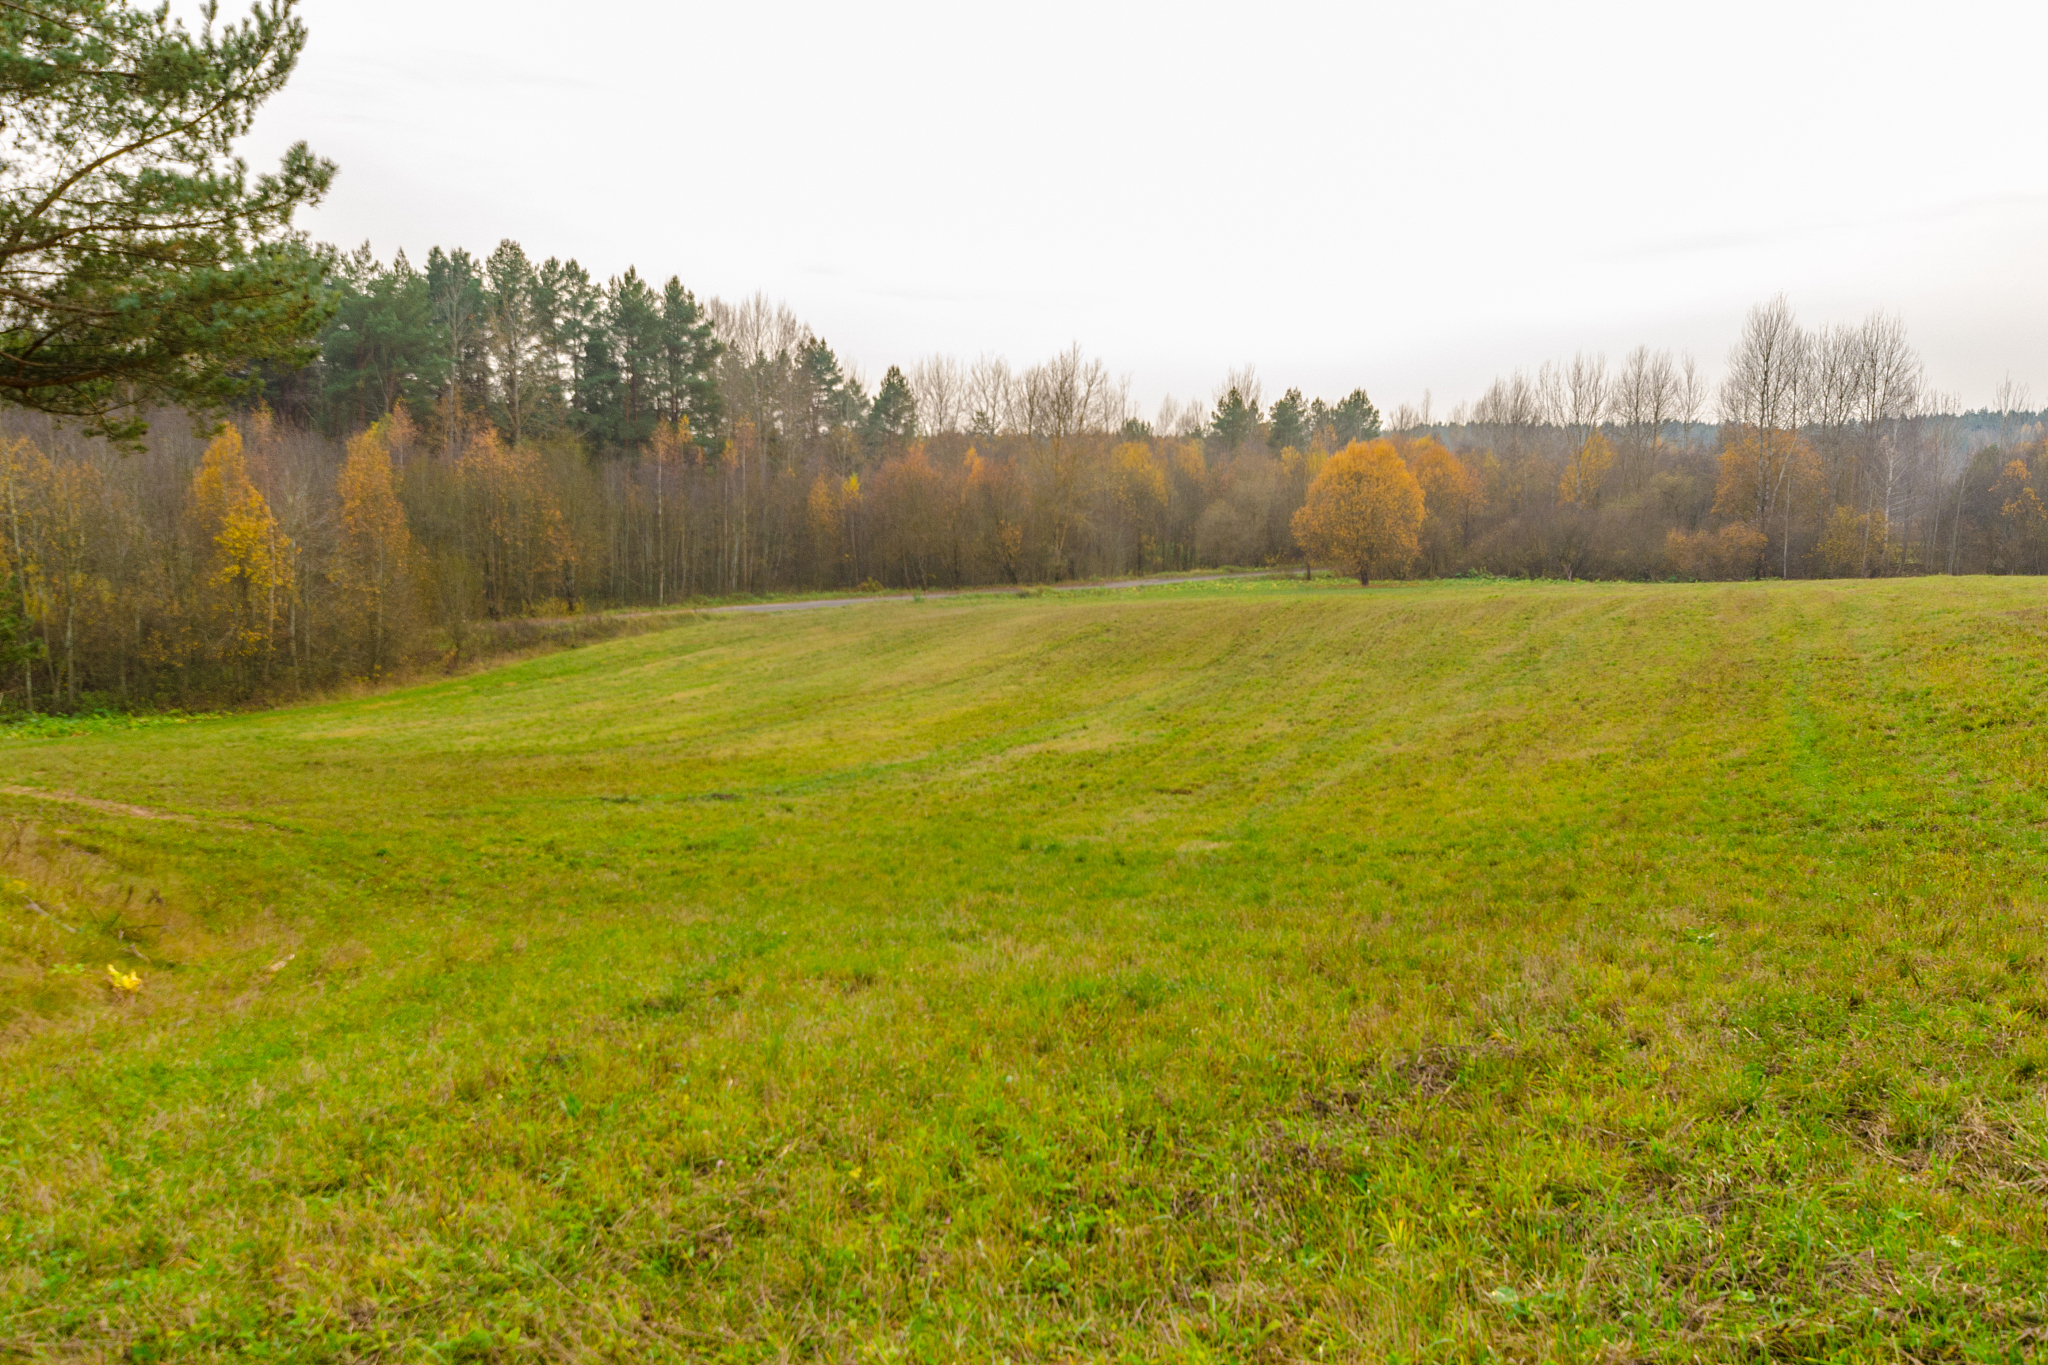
[0, 786, 255, 830]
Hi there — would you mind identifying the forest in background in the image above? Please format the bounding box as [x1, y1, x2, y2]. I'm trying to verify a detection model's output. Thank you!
[3, 239, 2046, 715]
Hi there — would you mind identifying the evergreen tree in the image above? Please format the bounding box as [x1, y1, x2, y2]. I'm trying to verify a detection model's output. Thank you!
[1210, 386, 1259, 453]
[574, 329, 622, 447]
[800, 337, 854, 435]
[605, 268, 665, 453]
[321, 245, 438, 432]
[484, 240, 544, 444]
[425, 247, 488, 455]
[1, 0, 336, 444]
[658, 276, 724, 450]
[1308, 397, 1333, 446]
[536, 257, 602, 427]
[1268, 388, 1308, 451]
[839, 369, 870, 427]
[863, 365, 918, 450]
[1331, 389, 1383, 446]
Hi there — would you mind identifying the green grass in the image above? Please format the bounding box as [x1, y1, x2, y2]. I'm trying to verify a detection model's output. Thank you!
[4, 576, 2048, 1362]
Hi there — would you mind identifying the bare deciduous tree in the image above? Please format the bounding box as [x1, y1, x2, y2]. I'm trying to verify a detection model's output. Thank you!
[1994, 375, 2033, 449]
[1720, 295, 1813, 575]
[1216, 365, 1263, 423]
[707, 293, 809, 366]
[908, 356, 964, 436]
[1612, 346, 1678, 491]
[967, 355, 1015, 437]
[1557, 353, 1608, 461]
[1721, 297, 1807, 431]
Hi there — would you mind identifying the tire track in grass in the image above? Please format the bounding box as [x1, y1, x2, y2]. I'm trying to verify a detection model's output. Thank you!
[0, 784, 256, 830]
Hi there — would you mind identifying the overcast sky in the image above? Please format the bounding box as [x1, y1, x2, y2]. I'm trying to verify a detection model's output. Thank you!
[244, 0, 2048, 419]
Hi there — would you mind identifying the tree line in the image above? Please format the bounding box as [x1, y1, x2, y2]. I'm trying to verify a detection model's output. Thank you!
[2, 267, 2044, 714]
[6, 4, 2046, 717]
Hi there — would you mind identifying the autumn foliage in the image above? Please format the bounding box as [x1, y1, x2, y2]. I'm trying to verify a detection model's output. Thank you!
[1557, 432, 1615, 509]
[1291, 440, 1425, 584]
[1402, 437, 1481, 576]
[188, 427, 295, 680]
[2, 290, 2044, 716]
[334, 421, 416, 677]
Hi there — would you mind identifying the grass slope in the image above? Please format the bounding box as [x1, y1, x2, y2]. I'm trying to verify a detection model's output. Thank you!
[4, 577, 2048, 1362]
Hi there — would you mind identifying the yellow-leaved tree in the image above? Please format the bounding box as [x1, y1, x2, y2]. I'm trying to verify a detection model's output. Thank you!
[1666, 523, 1770, 580]
[7, 438, 112, 708]
[460, 431, 570, 616]
[1291, 439, 1424, 585]
[334, 419, 416, 677]
[1992, 459, 2047, 573]
[188, 425, 293, 682]
[1814, 505, 1896, 578]
[1712, 429, 1818, 578]
[806, 470, 844, 581]
[1557, 431, 1615, 509]
[962, 446, 1026, 584]
[1106, 441, 1168, 573]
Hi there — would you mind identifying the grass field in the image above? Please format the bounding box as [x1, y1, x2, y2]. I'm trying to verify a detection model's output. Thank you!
[5, 576, 2048, 1362]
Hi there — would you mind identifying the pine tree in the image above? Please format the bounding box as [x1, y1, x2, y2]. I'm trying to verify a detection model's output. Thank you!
[1, 0, 336, 443]
[1210, 387, 1259, 453]
[605, 268, 665, 453]
[1330, 389, 1383, 446]
[863, 365, 918, 451]
[1268, 388, 1308, 451]
[425, 247, 488, 456]
[574, 330, 622, 449]
[1308, 397, 1333, 447]
[801, 338, 856, 435]
[484, 241, 542, 444]
[658, 277, 724, 451]
[534, 257, 601, 414]
[321, 245, 439, 433]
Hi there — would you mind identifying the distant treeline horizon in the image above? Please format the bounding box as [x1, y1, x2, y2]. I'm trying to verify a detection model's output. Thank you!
[3, 239, 2046, 715]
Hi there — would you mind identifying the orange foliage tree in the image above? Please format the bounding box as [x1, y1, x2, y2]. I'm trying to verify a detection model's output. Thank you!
[806, 470, 847, 582]
[1403, 437, 1480, 575]
[869, 449, 950, 587]
[1291, 440, 1424, 584]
